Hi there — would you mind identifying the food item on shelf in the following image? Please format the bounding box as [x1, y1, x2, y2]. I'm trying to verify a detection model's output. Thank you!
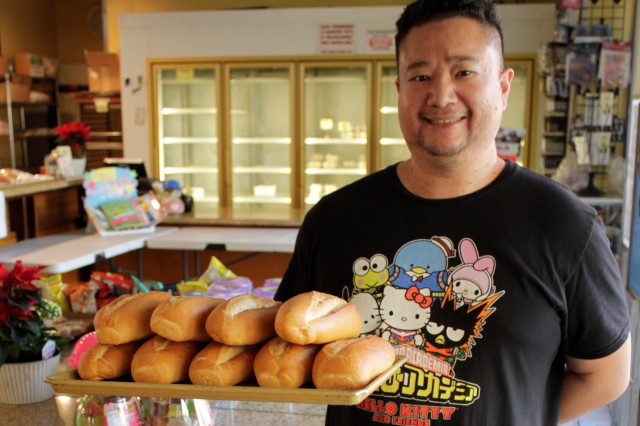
[274, 291, 362, 345]
[312, 335, 396, 390]
[189, 341, 259, 386]
[150, 295, 224, 342]
[131, 336, 203, 384]
[253, 336, 320, 388]
[205, 294, 282, 345]
[77, 340, 144, 380]
[94, 291, 171, 345]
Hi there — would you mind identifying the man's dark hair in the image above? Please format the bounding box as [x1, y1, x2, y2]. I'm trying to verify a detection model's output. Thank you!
[395, 0, 505, 66]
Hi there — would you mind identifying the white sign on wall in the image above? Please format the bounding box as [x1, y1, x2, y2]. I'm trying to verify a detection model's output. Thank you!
[365, 29, 395, 53]
[318, 23, 354, 55]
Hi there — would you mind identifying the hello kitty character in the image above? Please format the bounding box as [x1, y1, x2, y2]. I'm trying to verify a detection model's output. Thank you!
[448, 238, 496, 308]
[349, 292, 383, 336]
[379, 285, 432, 347]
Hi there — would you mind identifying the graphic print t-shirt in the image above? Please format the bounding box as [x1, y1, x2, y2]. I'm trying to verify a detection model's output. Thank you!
[275, 163, 629, 426]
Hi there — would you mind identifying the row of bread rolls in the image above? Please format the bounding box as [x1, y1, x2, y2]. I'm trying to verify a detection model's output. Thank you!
[79, 290, 395, 390]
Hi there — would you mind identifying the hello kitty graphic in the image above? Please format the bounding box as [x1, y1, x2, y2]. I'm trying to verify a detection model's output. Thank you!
[448, 238, 496, 308]
[379, 285, 432, 347]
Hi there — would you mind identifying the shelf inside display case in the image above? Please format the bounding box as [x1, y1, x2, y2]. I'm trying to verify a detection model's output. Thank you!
[305, 167, 366, 175]
[305, 137, 367, 145]
[234, 196, 292, 204]
[379, 138, 405, 145]
[232, 166, 291, 174]
[164, 167, 219, 174]
[161, 107, 217, 115]
[232, 137, 291, 144]
[162, 137, 218, 144]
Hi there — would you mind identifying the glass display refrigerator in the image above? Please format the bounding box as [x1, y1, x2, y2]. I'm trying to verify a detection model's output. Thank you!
[226, 64, 295, 221]
[301, 62, 370, 210]
[149, 55, 537, 223]
[154, 65, 221, 217]
[376, 62, 409, 170]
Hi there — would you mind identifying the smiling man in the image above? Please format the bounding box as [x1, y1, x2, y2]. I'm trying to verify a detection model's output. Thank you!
[275, 1, 631, 425]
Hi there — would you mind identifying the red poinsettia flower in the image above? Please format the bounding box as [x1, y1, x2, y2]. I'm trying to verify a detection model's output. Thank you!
[54, 121, 92, 158]
[0, 261, 64, 365]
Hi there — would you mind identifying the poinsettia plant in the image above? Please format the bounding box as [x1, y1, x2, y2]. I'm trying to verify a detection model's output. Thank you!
[54, 121, 92, 158]
[0, 261, 66, 366]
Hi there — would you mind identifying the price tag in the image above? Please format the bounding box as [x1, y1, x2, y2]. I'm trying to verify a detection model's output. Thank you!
[42, 339, 56, 360]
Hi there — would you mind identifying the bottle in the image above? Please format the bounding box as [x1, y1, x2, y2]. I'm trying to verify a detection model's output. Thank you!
[103, 396, 142, 426]
[74, 395, 105, 426]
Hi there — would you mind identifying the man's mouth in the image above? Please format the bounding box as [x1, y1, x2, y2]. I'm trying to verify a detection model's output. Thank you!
[426, 117, 464, 124]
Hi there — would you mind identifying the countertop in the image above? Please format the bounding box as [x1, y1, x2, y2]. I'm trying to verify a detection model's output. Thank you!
[160, 211, 302, 228]
[0, 177, 83, 199]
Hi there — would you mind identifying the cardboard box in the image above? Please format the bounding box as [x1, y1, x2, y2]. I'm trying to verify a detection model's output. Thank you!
[85, 51, 120, 93]
[14, 53, 46, 78]
[0, 74, 31, 103]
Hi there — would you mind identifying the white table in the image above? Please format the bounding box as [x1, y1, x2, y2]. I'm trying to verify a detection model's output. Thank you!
[0, 226, 178, 274]
[145, 226, 298, 279]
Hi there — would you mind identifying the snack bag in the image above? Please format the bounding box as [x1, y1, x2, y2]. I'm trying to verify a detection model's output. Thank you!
[34, 274, 72, 313]
[197, 256, 236, 285]
[177, 280, 208, 295]
[63, 281, 98, 313]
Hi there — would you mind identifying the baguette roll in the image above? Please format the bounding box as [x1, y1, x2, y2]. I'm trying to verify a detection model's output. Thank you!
[253, 336, 320, 388]
[77, 340, 143, 381]
[275, 291, 362, 345]
[312, 335, 396, 390]
[189, 341, 259, 386]
[205, 294, 282, 345]
[94, 291, 171, 345]
[150, 295, 224, 342]
[130, 335, 203, 384]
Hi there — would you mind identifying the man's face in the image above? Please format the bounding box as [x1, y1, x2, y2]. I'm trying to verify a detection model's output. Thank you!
[396, 17, 513, 163]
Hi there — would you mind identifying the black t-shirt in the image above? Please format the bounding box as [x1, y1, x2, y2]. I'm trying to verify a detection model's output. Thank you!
[275, 162, 629, 426]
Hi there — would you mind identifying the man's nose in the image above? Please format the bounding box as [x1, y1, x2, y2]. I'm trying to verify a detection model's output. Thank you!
[427, 76, 456, 107]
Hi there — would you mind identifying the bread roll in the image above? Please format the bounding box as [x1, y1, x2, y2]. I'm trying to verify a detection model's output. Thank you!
[150, 295, 224, 342]
[189, 341, 259, 386]
[130, 335, 203, 384]
[253, 336, 320, 388]
[77, 340, 143, 380]
[94, 291, 171, 345]
[205, 294, 282, 345]
[312, 335, 396, 390]
[275, 291, 362, 345]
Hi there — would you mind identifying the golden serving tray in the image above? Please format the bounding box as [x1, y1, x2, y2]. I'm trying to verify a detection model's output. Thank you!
[45, 356, 405, 406]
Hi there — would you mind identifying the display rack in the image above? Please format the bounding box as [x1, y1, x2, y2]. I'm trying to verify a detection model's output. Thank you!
[539, 0, 631, 182]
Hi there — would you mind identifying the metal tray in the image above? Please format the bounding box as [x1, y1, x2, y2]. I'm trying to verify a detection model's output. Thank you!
[45, 356, 405, 406]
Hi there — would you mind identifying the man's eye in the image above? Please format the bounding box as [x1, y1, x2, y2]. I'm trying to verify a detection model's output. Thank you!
[411, 75, 430, 82]
[457, 70, 473, 77]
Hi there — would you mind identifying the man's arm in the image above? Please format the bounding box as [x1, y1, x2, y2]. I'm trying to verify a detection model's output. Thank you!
[558, 334, 632, 425]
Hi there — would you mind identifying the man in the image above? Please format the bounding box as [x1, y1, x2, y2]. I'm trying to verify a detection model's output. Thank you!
[275, 1, 631, 424]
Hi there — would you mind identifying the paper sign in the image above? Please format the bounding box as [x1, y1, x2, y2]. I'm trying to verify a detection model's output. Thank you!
[319, 24, 354, 55]
[365, 29, 395, 53]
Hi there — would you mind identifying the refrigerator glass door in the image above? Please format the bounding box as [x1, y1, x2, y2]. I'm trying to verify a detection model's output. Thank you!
[157, 66, 219, 217]
[228, 65, 293, 220]
[303, 64, 369, 209]
[377, 63, 408, 170]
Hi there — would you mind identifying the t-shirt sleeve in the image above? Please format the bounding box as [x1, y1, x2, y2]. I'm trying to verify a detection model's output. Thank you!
[564, 216, 630, 359]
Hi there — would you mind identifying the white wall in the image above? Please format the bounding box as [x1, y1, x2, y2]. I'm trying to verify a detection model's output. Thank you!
[119, 4, 555, 168]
